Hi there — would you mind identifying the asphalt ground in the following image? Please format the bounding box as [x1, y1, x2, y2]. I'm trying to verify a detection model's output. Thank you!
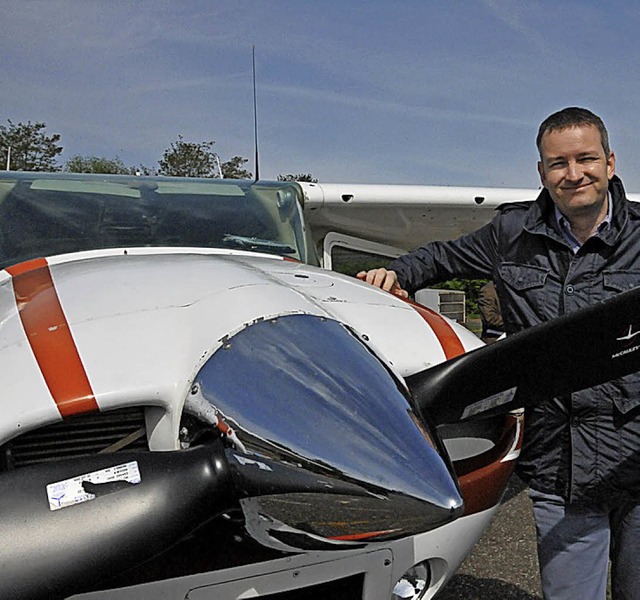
[438, 475, 543, 599]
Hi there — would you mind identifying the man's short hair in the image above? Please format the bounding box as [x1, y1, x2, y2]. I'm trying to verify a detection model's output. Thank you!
[536, 107, 610, 157]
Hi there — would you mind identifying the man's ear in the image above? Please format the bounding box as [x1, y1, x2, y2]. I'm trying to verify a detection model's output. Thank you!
[537, 161, 546, 187]
[607, 151, 616, 180]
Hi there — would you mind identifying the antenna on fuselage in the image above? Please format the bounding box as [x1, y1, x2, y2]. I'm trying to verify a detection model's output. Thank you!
[252, 45, 260, 181]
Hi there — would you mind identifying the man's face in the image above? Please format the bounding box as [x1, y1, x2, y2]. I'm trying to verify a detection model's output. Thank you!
[537, 124, 615, 219]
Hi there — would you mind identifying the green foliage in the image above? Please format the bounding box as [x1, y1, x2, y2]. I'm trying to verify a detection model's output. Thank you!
[158, 136, 219, 178]
[0, 120, 255, 181]
[65, 155, 132, 174]
[131, 164, 156, 176]
[0, 120, 63, 171]
[158, 138, 252, 179]
[330, 250, 388, 278]
[277, 173, 318, 183]
[221, 156, 252, 179]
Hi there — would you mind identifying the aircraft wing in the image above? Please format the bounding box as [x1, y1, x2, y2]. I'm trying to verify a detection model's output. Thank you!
[300, 181, 540, 251]
[300, 182, 640, 252]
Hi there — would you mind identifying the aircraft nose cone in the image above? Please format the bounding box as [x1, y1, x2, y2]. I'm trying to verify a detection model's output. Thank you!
[190, 314, 462, 549]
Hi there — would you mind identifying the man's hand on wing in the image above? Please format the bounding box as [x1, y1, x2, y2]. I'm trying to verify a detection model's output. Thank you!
[356, 268, 409, 299]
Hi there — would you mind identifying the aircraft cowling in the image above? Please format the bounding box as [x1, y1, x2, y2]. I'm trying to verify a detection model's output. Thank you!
[186, 313, 463, 550]
[1, 250, 476, 447]
[0, 307, 463, 599]
[0, 250, 471, 594]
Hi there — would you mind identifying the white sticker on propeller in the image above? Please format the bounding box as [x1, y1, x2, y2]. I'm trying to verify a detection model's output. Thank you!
[46, 461, 141, 511]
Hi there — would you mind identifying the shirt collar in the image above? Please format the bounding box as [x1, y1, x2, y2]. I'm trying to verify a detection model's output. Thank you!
[554, 192, 612, 253]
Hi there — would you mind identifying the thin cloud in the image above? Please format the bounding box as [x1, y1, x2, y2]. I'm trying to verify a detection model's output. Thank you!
[481, 0, 551, 56]
[259, 81, 532, 128]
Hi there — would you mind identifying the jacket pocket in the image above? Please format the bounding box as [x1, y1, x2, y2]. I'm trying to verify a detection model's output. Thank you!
[499, 263, 552, 327]
[603, 270, 640, 293]
[605, 376, 640, 415]
[500, 263, 549, 291]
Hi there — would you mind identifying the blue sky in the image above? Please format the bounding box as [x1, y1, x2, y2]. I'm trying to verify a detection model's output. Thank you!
[2, 0, 640, 190]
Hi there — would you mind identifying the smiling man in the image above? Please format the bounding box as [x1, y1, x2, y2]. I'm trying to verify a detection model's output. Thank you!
[537, 111, 616, 248]
[358, 107, 640, 599]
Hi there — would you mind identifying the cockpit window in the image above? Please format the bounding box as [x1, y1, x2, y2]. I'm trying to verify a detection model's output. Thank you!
[0, 173, 313, 269]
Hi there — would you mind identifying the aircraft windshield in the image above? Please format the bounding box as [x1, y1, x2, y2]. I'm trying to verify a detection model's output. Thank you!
[0, 173, 312, 269]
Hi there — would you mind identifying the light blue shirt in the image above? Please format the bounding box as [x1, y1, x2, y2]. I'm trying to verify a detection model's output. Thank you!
[554, 193, 612, 254]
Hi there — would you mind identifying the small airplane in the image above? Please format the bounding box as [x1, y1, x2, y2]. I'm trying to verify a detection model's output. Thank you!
[1, 171, 640, 600]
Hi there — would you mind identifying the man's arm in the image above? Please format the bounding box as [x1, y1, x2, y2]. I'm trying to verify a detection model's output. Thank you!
[358, 221, 498, 295]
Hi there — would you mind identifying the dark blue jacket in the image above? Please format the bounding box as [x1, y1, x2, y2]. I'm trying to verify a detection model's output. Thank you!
[390, 176, 640, 505]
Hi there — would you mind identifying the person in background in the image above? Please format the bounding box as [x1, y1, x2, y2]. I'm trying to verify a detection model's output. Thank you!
[477, 280, 504, 344]
[357, 107, 640, 600]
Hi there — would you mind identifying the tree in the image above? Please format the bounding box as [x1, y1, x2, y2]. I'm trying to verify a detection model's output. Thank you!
[158, 136, 220, 178]
[221, 156, 252, 179]
[131, 164, 156, 176]
[65, 155, 132, 174]
[277, 173, 318, 183]
[0, 120, 63, 171]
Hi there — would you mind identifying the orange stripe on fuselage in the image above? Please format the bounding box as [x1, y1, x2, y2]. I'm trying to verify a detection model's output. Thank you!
[329, 528, 400, 541]
[405, 299, 466, 359]
[6, 259, 99, 417]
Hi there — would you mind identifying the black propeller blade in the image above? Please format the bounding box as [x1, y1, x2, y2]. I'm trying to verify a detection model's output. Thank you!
[0, 444, 232, 600]
[407, 285, 640, 424]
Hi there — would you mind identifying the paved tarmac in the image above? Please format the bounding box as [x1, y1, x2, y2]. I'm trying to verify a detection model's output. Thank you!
[437, 475, 543, 600]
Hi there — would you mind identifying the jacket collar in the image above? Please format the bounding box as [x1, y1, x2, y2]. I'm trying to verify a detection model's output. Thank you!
[523, 175, 628, 248]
